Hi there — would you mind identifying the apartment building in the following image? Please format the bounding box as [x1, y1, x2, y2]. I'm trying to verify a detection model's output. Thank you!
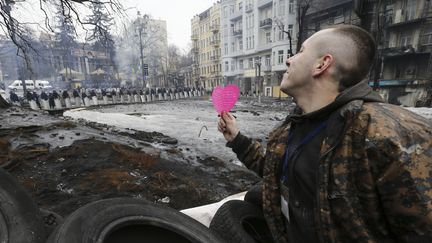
[303, 0, 431, 106]
[191, 2, 222, 90]
[220, 0, 297, 97]
[379, 0, 432, 106]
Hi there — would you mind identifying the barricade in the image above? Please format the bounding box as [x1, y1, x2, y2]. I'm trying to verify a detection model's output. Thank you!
[84, 97, 91, 107]
[92, 96, 98, 106]
[29, 100, 38, 110]
[74, 97, 81, 107]
[54, 99, 62, 109]
[42, 100, 50, 109]
[65, 98, 71, 108]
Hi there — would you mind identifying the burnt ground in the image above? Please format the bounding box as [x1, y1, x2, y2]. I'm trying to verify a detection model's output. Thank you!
[0, 106, 260, 218]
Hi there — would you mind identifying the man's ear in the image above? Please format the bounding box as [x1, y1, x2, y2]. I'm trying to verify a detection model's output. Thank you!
[313, 54, 333, 77]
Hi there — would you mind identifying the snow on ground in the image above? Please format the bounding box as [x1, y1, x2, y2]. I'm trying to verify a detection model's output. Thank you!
[64, 100, 432, 165]
[64, 99, 286, 165]
[406, 107, 432, 121]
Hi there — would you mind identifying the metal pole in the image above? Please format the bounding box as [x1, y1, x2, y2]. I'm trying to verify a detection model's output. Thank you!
[258, 63, 261, 103]
[139, 27, 145, 88]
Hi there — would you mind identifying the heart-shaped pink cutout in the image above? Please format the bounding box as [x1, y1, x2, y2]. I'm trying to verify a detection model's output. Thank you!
[211, 84, 240, 115]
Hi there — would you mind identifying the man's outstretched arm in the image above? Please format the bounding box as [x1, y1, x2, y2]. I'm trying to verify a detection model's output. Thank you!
[218, 112, 266, 177]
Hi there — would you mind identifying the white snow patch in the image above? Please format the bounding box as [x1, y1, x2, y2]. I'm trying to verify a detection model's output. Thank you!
[405, 107, 432, 120]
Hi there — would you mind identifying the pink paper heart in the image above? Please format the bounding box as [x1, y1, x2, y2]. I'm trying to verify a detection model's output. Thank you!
[211, 84, 240, 114]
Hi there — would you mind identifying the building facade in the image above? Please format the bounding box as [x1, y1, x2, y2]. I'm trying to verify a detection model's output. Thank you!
[378, 0, 432, 106]
[191, 2, 222, 90]
[117, 15, 168, 88]
[219, 0, 297, 97]
[303, 0, 432, 107]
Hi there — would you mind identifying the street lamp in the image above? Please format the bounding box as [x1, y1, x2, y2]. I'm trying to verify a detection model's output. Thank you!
[136, 11, 148, 88]
[255, 57, 261, 103]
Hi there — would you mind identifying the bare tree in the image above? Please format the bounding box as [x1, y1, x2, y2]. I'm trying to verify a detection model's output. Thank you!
[0, 0, 123, 73]
[115, 16, 166, 88]
[273, 0, 315, 55]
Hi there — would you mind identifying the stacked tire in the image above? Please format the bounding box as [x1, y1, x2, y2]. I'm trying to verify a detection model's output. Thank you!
[209, 200, 275, 243]
[0, 168, 46, 243]
[0, 167, 223, 243]
[47, 198, 224, 243]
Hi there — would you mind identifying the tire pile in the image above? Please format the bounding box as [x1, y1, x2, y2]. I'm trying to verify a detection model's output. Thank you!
[0, 168, 224, 243]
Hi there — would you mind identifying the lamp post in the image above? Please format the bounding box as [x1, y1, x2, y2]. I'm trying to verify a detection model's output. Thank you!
[136, 11, 148, 88]
[255, 57, 261, 103]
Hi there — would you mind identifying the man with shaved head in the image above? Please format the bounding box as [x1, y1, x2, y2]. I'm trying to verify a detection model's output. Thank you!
[217, 25, 432, 242]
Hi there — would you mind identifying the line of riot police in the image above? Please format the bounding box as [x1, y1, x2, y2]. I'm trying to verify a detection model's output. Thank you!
[15, 86, 206, 110]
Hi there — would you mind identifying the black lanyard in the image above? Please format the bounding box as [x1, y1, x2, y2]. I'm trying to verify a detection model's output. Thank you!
[280, 121, 327, 183]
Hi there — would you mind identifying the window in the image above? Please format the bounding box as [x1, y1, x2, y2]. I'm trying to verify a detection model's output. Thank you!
[287, 50, 291, 59]
[223, 6, 228, 17]
[279, 0, 285, 16]
[399, 30, 413, 47]
[289, 0, 294, 14]
[278, 29, 284, 41]
[405, 0, 417, 21]
[278, 50, 284, 64]
[231, 61, 235, 71]
[248, 58, 253, 69]
[265, 55, 271, 67]
[251, 35, 255, 48]
[266, 32, 271, 43]
[287, 25, 293, 38]
[239, 59, 244, 70]
[231, 42, 235, 52]
[225, 61, 229, 72]
[239, 2, 243, 11]
[224, 43, 228, 54]
[420, 26, 432, 45]
[239, 39, 243, 50]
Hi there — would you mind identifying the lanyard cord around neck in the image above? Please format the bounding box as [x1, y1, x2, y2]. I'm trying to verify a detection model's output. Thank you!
[280, 121, 327, 183]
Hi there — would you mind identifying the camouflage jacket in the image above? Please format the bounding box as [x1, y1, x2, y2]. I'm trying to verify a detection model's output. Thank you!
[230, 100, 432, 242]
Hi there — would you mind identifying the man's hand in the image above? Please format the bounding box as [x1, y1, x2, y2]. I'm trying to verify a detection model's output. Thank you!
[218, 112, 240, 142]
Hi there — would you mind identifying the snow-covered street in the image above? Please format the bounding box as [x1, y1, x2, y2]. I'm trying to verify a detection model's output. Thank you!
[64, 98, 289, 165]
[64, 98, 432, 165]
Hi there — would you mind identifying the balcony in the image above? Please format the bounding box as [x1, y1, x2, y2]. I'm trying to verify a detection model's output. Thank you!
[230, 10, 242, 21]
[382, 45, 430, 58]
[258, 0, 272, 9]
[232, 29, 243, 37]
[210, 24, 220, 32]
[259, 18, 272, 28]
[210, 40, 220, 46]
[210, 55, 220, 61]
[245, 4, 253, 13]
[388, 9, 426, 28]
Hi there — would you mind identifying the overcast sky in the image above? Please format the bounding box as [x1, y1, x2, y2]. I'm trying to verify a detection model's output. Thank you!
[9, 0, 217, 52]
[119, 0, 217, 51]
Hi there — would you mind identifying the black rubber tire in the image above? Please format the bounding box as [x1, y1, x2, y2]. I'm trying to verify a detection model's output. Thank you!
[244, 182, 263, 209]
[47, 197, 225, 243]
[0, 168, 46, 243]
[209, 200, 275, 243]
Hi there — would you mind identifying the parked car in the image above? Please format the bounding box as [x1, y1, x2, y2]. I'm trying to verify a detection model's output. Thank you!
[8, 80, 52, 91]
